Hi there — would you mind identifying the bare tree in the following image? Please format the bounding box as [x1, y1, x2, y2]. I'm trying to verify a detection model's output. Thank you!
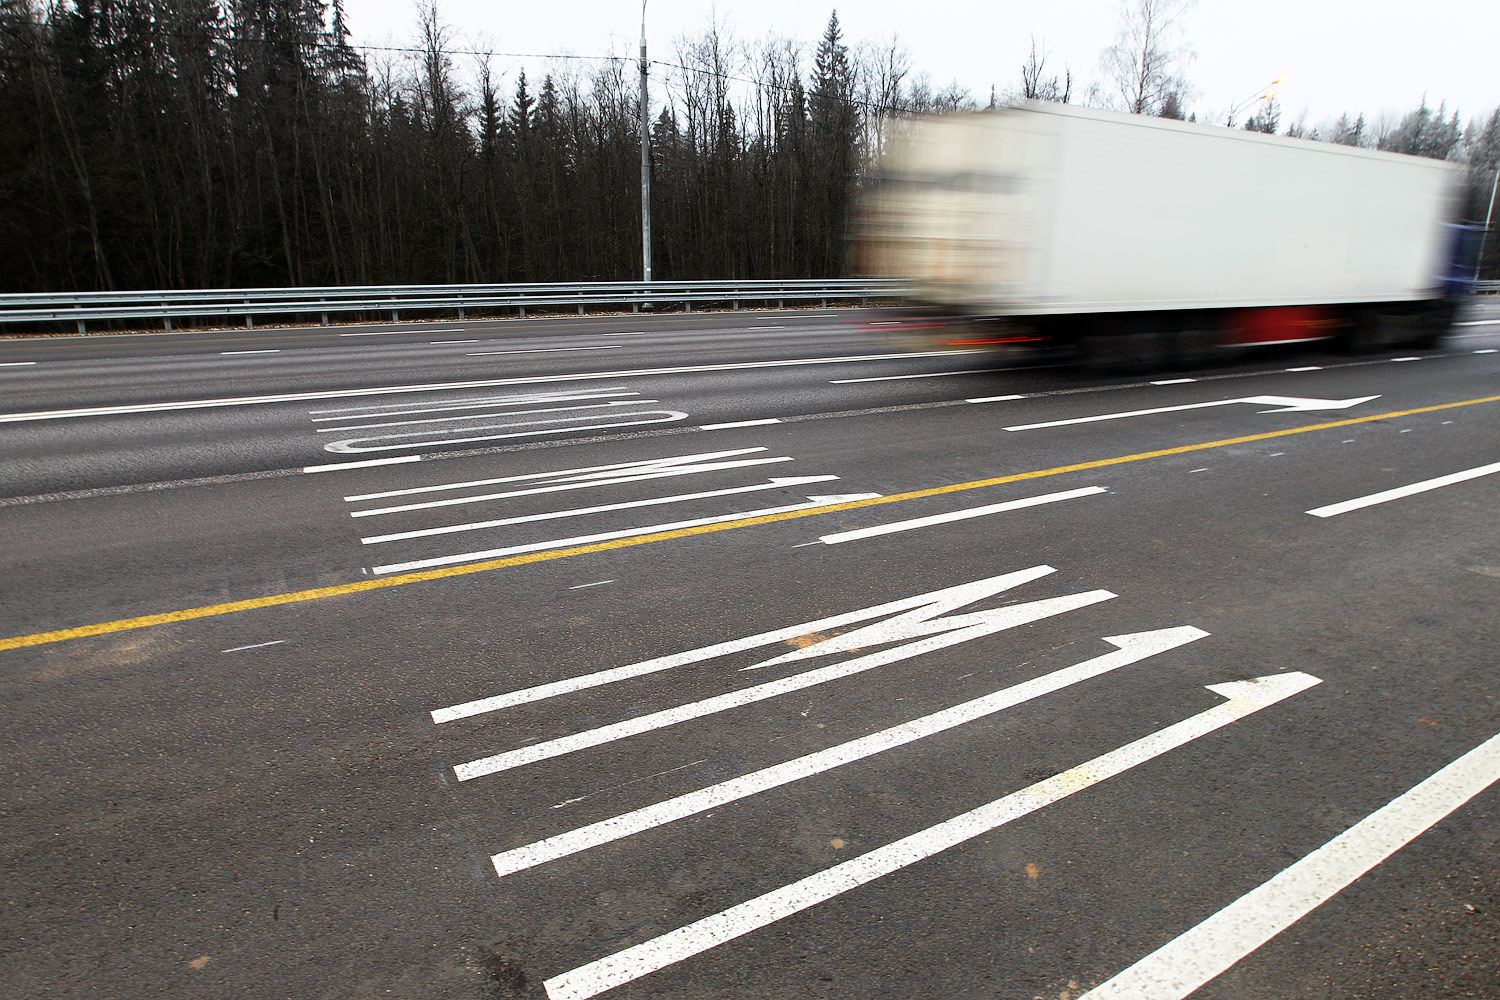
[1101, 0, 1194, 117]
[1020, 35, 1071, 104]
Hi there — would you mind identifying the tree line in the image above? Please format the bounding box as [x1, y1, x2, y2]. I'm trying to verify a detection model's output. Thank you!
[0, 0, 1495, 294]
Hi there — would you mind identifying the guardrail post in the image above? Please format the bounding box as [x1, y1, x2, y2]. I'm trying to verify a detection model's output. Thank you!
[821, 298, 827, 308]
[520, 306, 526, 318]
[245, 301, 254, 328]
[733, 299, 739, 310]
[391, 310, 399, 322]
[632, 302, 639, 313]
[77, 318, 86, 334]
[778, 298, 784, 308]
[685, 299, 691, 312]
[458, 307, 465, 320]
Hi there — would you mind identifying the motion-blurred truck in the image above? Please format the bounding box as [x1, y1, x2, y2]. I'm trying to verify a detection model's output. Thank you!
[857, 102, 1474, 366]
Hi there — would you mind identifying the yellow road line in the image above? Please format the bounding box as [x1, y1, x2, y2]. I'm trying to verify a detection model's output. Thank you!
[5, 392, 1499, 652]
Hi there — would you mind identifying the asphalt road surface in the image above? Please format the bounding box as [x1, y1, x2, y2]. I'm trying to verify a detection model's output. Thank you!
[3, 301, 1499, 1000]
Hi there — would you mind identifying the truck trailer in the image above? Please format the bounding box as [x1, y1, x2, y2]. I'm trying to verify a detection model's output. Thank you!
[857, 102, 1471, 365]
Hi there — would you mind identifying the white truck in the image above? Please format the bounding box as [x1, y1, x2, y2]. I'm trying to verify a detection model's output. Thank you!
[858, 102, 1472, 365]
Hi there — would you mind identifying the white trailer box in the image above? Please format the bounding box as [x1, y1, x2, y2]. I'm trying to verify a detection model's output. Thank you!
[863, 102, 1461, 322]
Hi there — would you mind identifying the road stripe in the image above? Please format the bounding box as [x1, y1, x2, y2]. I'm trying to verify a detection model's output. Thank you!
[542, 672, 1321, 1000]
[0, 351, 974, 424]
[465, 346, 622, 356]
[1391, 356, 1423, 362]
[340, 327, 469, 336]
[1151, 378, 1196, 385]
[966, 394, 1025, 403]
[454, 586, 1114, 780]
[1286, 366, 1322, 372]
[0, 361, 38, 367]
[375, 492, 879, 575]
[1082, 729, 1500, 1000]
[432, 339, 478, 344]
[829, 367, 1016, 383]
[1454, 319, 1500, 326]
[220, 349, 280, 355]
[568, 580, 614, 590]
[6, 393, 1500, 653]
[1306, 460, 1500, 517]
[818, 486, 1107, 545]
[489, 627, 1207, 877]
[1477, 349, 1498, 354]
[221, 639, 285, 653]
[303, 455, 421, 474]
[359, 476, 840, 544]
[699, 418, 782, 430]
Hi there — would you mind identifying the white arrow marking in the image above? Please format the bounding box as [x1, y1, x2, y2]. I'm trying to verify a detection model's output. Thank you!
[360, 476, 843, 544]
[432, 568, 1061, 724]
[490, 626, 1208, 878]
[454, 574, 1114, 780]
[372, 493, 883, 576]
[351, 454, 796, 516]
[542, 671, 1322, 1000]
[1082, 728, 1500, 1000]
[0, 350, 977, 423]
[1003, 395, 1380, 431]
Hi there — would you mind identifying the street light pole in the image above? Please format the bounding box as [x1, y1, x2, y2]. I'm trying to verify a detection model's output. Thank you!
[1227, 75, 1286, 128]
[639, 0, 652, 287]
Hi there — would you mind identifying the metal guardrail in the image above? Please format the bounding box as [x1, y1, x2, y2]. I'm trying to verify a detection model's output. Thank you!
[1476, 280, 1500, 295]
[0, 279, 908, 333]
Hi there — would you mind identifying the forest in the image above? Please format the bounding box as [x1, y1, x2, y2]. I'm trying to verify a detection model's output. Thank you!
[0, 0, 1496, 293]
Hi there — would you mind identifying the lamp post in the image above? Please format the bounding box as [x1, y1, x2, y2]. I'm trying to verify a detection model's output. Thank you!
[1227, 75, 1286, 128]
[639, 0, 652, 288]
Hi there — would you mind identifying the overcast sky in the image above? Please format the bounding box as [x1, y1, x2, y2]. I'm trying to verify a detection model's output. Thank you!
[344, 1, 1498, 129]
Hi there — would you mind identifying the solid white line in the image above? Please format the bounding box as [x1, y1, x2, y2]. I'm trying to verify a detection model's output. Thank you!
[221, 640, 285, 653]
[375, 494, 882, 576]
[0, 361, 37, 367]
[324, 409, 689, 453]
[316, 399, 657, 433]
[699, 418, 782, 430]
[455, 585, 1115, 779]
[220, 349, 279, 355]
[311, 389, 635, 422]
[431, 569, 1053, 724]
[966, 394, 1025, 403]
[1151, 378, 1196, 385]
[350, 455, 794, 516]
[303, 455, 421, 473]
[340, 327, 469, 337]
[542, 672, 1321, 1000]
[829, 367, 1010, 383]
[489, 627, 1208, 877]
[1082, 729, 1500, 1000]
[1391, 356, 1422, 362]
[1454, 319, 1500, 326]
[0, 351, 975, 423]
[568, 580, 615, 590]
[1477, 349, 1498, 354]
[345, 447, 766, 501]
[432, 339, 479, 344]
[818, 486, 1107, 545]
[603, 331, 651, 336]
[1286, 366, 1323, 372]
[359, 476, 840, 544]
[466, 346, 622, 357]
[1306, 460, 1500, 517]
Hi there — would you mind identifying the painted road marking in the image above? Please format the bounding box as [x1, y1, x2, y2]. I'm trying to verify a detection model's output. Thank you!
[818, 486, 1106, 545]
[829, 367, 1016, 383]
[303, 455, 422, 474]
[359, 476, 842, 545]
[966, 394, 1025, 403]
[1004, 395, 1381, 431]
[323, 405, 689, 454]
[541, 672, 1321, 1000]
[1306, 460, 1500, 517]
[433, 570, 1062, 723]
[375, 493, 882, 576]
[340, 327, 468, 336]
[699, 418, 782, 430]
[1391, 356, 1423, 362]
[568, 580, 615, 590]
[1454, 319, 1500, 326]
[220, 349, 280, 355]
[432, 339, 479, 344]
[221, 639, 285, 653]
[1082, 729, 1500, 1000]
[454, 573, 1113, 780]
[310, 387, 635, 422]
[0, 350, 975, 424]
[316, 399, 660, 432]
[1477, 349, 1498, 354]
[0, 362, 37, 367]
[466, 346, 622, 357]
[1286, 366, 1323, 372]
[350, 451, 795, 516]
[1151, 378, 1196, 385]
[8, 393, 1500, 653]
[488, 627, 1208, 877]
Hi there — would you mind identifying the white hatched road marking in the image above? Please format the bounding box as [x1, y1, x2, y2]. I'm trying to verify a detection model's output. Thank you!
[323, 407, 689, 453]
[453, 571, 1114, 780]
[1082, 729, 1500, 1000]
[1307, 460, 1500, 517]
[541, 672, 1321, 1000]
[488, 627, 1208, 878]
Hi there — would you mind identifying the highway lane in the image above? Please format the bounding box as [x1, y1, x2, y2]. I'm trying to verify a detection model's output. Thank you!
[2, 306, 1499, 1000]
